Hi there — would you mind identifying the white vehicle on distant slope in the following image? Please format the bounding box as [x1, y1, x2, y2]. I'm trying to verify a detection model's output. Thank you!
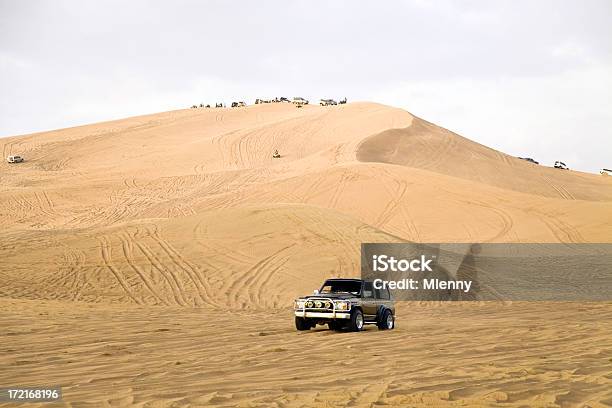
[554, 161, 569, 170]
[292, 97, 309, 107]
[320, 99, 337, 106]
[601, 168, 612, 176]
[6, 155, 24, 163]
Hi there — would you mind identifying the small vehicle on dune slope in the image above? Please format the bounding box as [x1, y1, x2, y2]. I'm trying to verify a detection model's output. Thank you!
[554, 161, 569, 170]
[294, 278, 395, 332]
[6, 155, 24, 163]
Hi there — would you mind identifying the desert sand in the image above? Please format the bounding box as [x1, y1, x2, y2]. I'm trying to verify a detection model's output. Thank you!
[1, 102, 611, 407]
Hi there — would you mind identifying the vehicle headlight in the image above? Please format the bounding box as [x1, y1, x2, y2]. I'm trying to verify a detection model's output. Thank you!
[334, 301, 350, 311]
[294, 299, 306, 309]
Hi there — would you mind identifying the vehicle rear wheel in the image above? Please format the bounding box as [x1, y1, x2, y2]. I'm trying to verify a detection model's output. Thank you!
[348, 309, 364, 332]
[377, 309, 394, 330]
[295, 316, 312, 331]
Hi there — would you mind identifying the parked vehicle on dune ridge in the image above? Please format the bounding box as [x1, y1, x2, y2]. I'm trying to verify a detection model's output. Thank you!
[601, 168, 612, 176]
[6, 155, 24, 163]
[554, 161, 569, 170]
[320, 99, 337, 106]
[294, 278, 395, 332]
[292, 97, 309, 107]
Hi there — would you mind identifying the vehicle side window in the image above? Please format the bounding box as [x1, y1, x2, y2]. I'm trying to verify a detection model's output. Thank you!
[376, 287, 390, 300]
[363, 281, 374, 298]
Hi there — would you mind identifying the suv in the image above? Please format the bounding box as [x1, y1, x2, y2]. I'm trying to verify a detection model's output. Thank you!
[6, 155, 24, 163]
[320, 99, 337, 106]
[294, 278, 395, 332]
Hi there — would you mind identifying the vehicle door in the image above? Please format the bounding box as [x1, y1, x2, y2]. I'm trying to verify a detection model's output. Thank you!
[361, 281, 377, 320]
[375, 286, 393, 316]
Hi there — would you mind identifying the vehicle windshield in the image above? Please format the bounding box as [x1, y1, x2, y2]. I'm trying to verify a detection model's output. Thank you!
[319, 280, 361, 295]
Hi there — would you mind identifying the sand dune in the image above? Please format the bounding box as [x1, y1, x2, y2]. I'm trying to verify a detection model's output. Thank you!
[1, 102, 611, 407]
[357, 116, 612, 201]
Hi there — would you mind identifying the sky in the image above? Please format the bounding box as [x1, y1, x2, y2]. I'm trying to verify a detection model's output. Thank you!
[1, 0, 610, 173]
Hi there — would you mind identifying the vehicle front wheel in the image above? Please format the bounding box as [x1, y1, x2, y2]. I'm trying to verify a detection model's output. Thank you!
[377, 309, 394, 330]
[295, 316, 312, 331]
[348, 309, 364, 332]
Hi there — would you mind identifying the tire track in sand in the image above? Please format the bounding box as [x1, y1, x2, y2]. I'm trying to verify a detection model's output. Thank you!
[536, 212, 585, 243]
[98, 236, 141, 304]
[133, 237, 190, 307]
[227, 244, 296, 309]
[118, 231, 169, 306]
[146, 226, 220, 308]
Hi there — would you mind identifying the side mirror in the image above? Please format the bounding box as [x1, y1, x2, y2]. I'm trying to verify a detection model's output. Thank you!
[313, 289, 319, 295]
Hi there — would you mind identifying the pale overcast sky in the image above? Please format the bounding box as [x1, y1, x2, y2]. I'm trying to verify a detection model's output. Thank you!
[1, 0, 610, 172]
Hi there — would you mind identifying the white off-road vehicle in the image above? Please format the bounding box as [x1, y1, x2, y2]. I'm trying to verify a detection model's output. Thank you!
[6, 155, 24, 163]
[292, 97, 309, 107]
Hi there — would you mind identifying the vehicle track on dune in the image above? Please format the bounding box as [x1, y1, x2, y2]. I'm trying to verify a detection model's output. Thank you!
[226, 244, 296, 309]
[33, 191, 58, 219]
[131, 233, 191, 307]
[122, 177, 138, 188]
[468, 199, 515, 242]
[301, 172, 331, 203]
[145, 226, 220, 308]
[4, 245, 85, 300]
[398, 121, 457, 171]
[194, 220, 254, 268]
[370, 166, 423, 241]
[542, 176, 576, 200]
[295, 210, 360, 272]
[118, 231, 169, 306]
[375, 178, 408, 229]
[248, 249, 293, 309]
[0, 192, 59, 228]
[1, 140, 11, 159]
[98, 236, 141, 304]
[44, 247, 87, 300]
[535, 211, 585, 243]
[426, 128, 458, 170]
[327, 169, 356, 209]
